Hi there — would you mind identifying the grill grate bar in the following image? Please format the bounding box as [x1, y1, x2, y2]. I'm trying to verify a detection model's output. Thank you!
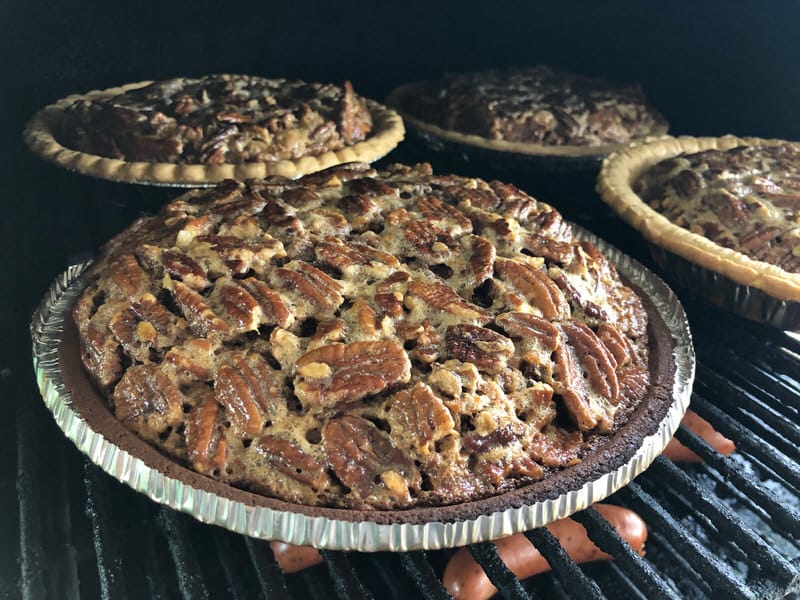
[648, 457, 798, 587]
[696, 364, 800, 451]
[16, 407, 48, 600]
[673, 427, 800, 538]
[570, 506, 680, 600]
[156, 508, 210, 600]
[696, 362, 800, 446]
[245, 537, 290, 600]
[399, 552, 452, 600]
[695, 383, 800, 464]
[467, 542, 532, 599]
[689, 394, 800, 491]
[523, 527, 606, 599]
[302, 567, 337, 600]
[320, 550, 374, 600]
[617, 482, 755, 600]
[368, 555, 408, 600]
[84, 463, 128, 600]
[212, 530, 251, 600]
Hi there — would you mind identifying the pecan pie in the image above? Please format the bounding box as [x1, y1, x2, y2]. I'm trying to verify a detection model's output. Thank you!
[68, 162, 655, 511]
[387, 66, 667, 157]
[24, 75, 404, 184]
[598, 135, 800, 306]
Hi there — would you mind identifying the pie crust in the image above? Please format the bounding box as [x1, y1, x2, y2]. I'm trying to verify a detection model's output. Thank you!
[597, 135, 800, 302]
[24, 78, 405, 186]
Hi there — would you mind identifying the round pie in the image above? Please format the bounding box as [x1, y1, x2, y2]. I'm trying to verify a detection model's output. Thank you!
[598, 135, 800, 307]
[24, 75, 405, 185]
[387, 66, 667, 158]
[68, 162, 673, 512]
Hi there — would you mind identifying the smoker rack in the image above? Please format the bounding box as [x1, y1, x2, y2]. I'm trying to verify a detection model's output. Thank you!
[15, 204, 800, 599]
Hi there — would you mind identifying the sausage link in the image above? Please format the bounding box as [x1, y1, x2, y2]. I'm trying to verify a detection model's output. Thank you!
[663, 410, 736, 462]
[443, 503, 647, 600]
[269, 541, 323, 573]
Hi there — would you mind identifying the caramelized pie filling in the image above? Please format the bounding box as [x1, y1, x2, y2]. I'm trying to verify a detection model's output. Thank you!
[634, 143, 800, 273]
[60, 75, 373, 164]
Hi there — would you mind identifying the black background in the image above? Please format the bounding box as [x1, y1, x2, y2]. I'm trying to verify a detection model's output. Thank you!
[2, 2, 799, 596]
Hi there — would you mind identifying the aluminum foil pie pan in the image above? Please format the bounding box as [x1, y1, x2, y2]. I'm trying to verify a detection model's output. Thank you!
[31, 232, 694, 552]
[649, 245, 800, 330]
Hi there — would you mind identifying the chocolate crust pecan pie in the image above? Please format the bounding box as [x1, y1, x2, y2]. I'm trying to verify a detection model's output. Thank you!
[598, 135, 800, 307]
[24, 75, 404, 185]
[387, 66, 667, 157]
[68, 162, 659, 511]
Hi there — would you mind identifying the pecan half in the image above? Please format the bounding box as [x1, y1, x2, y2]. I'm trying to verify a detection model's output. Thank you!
[445, 324, 514, 373]
[522, 233, 574, 264]
[495, 258, 570, 319]
[496, 312, 560, 352]
[562, 321, 619, 404]
[414, 195, 473, 235]
[322, 415, 420, 506]
[254, 436, 329, 490]
[214, 352, 282, 438]
[406, 279, 492, 324]
[387, 382, 455, 455]
[209, 280, 262, 334]
[185, 395, 228, 474]
[113, 364, 183, 434]
[294, 341, 411, 410]
[167, 279, 231, 337]
[528, 426, 582, 468]
[107, 254, 149, 298]
[137, 245, 210, 290]
[315, 237, 400, 273]
[271, 261, 344, 318]
[239, 277, 293, 329]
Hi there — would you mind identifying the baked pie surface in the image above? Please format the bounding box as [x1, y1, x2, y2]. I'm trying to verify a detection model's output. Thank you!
[69, 162, 660, 511]
[24, 75, 404, 185]
[387, 66, 667, 157]
[598, 135, 800, 302]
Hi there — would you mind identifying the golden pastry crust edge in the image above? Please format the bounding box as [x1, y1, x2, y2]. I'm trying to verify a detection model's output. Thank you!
[386, 83, 669, 158]
[597, 134, 800, 302]
[23, 79, 406, 186]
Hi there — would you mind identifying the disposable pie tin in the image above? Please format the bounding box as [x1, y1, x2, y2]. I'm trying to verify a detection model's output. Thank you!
[31, 231, 693, 551]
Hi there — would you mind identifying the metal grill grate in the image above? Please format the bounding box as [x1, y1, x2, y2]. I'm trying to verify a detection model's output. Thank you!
[15, 298, 800, 599]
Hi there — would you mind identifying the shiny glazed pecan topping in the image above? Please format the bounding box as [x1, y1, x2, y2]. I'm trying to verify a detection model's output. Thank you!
[74, 162, 650, 510]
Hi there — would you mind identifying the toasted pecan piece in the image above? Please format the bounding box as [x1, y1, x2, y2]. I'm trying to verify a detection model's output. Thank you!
[113, 364, 183, 434]
[239, 277, 293, 329]
[271, 261, 344, 317]
[314, 237, 400, 273]
[108, 293, 185, 361]
[495, 258, 570, 319]
[445, 324, 514, 373]
[387, 382, 455, 456]
[185, 394, 228, 474]
[107, 253, 149, 298]
[294, 341, 411, 410]
[322, 415, 420, 507]
[528, 426, 582, 468]
[167, 279, 231, 337]
[254, 436, 329, 490]
[164, 338, 216, 382]
[215, 352, 282, 438]
[137, 245, 210, 290]
[562, 321, 619, 404]
[414, 195, 473, 235]
[406, 279, 492, 324]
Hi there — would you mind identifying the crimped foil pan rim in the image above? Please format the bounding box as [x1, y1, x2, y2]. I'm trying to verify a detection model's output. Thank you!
[31, 232, 694, 552]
